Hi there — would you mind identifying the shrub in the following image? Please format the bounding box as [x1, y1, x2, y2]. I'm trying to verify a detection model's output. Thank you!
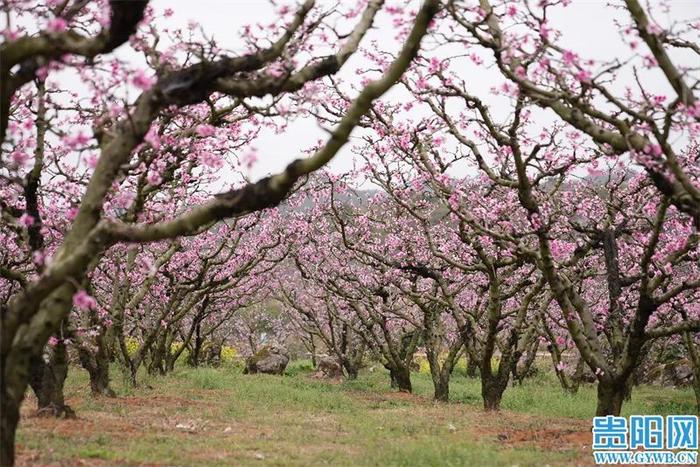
[221, 346, 238, 364]
[124, 337, 139, 358]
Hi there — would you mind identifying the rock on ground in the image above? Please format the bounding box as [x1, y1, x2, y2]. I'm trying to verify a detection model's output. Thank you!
[244, 345, 290, 375]
[314, 355, 343, 378]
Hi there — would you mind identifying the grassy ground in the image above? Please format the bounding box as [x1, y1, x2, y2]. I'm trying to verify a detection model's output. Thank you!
[15, 361, 696, 466]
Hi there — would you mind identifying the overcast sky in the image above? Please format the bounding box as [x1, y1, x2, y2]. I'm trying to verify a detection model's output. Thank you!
[138, 0, 697, 181]
[4, 1, 697, 182]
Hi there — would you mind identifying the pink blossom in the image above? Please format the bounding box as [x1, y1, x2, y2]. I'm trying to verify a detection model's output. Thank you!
[200, 151, 223, 169]
[469, 53, 483, 65]
[64, 131, 91, 150]
[147, 170, 163, 186]
[643, 55, 657, 68]
[19, 214, 34, 227]
[32, 250, 45, 266]
[196, 125, 217, 137]
[644, 144, 663, 157]
[241, 150, 258, 170]
[132, 70, 155, 91]
[144, 127, 161, 150]
[574, 69, 592, 82]
[73, 290, 97, 311]
[562, 50, 578, 66]
[587, 166, 604, 177]
[267, 62, 286, 78]
[428, 57, 443, 74]
[2, 28, 19, 41]
[86, 154, 99, 169]
[38, 65, 50, 81]
[645, 23, 663, 36]
[46, 18, 68, 33]
[11, 150, 29, 165]
[652, 95, 667, 105]
[48, 336, 59, 346]
[685, 102, 700, 118]
[66, 206, 79, 221]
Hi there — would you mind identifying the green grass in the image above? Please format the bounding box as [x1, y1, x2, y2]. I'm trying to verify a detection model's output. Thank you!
[15, 362, 695, 466]
[373, 364, 696, 419]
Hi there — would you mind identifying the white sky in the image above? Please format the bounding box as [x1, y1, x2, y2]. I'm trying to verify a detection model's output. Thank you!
[141, 0, 698, 181]
[4, 1, 698, 183]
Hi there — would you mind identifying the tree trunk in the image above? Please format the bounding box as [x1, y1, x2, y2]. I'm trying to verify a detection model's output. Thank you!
[203, 342, 222, 367]
[389, 366, 412, 392]
[88, 362, 116, 397]
[147, 334, 167, 375]
[680, 329, 700, 416]
[481, 354, 512, 412]
[308, 338, 317, 367]
[482, 376, 506, 411]
[77, 341, 116, 397]
[689, 355, 700, 416]
[513, 339, 539, 385]
[343, 362, 359, 380]
[28, 344, 75, 418]
[79, 354, 116, 397]
[596, 380, 626, 416]
[129, 361, 139, 387]
[188, 333, 203, 367]
[566, 358, 585, 394]
[433, 373, 449, 402]
[466, 358, 479, 378]
[426, 353, 452, 402]
[483, 391, 502, 411]
[0, 381, 21, 466]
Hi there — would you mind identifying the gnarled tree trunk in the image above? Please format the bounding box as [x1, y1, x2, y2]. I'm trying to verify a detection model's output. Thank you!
[28, 341, 75, 418]
[388, 365, 412, 392]
[596, 379, 629, 416]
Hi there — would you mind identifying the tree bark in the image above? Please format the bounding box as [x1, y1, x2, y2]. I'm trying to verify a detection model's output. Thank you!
[433, 373, 450, 402]
[79, 351, 116, 397]
[342, 361, 359, 380]
[28, 343, 75, 418]
[0, 379, 21, 466]
[596, 380, 627, 416]
[147, 334, 167, 376]
[77, 334, 116, 397]
[466, 358, 479, 378]
[481, 362, 509, 411]
[389, 366, 412, 392]
[512, 337, 539, 385]
[188, 328, 203, 367]
[482, 375, 507, 411]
